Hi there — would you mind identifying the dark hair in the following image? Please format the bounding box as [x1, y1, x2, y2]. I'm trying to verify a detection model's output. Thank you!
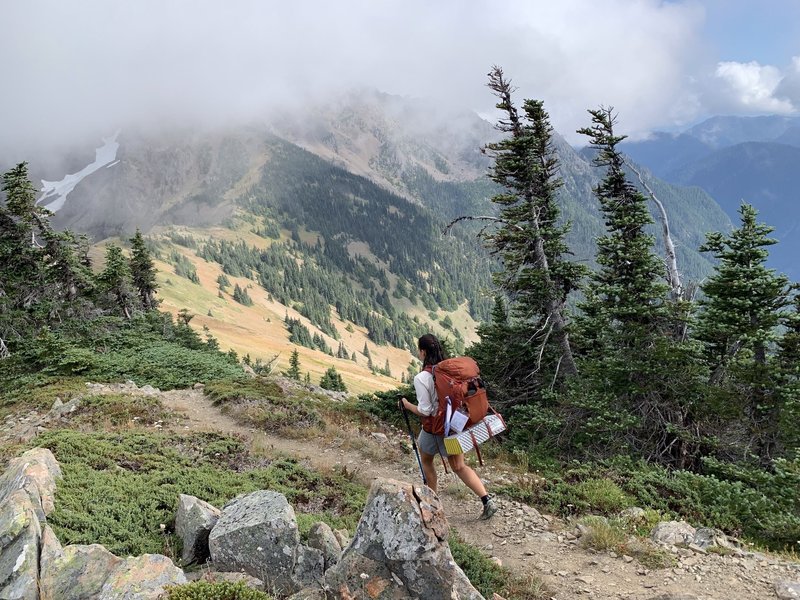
[418, 334, 446, 367]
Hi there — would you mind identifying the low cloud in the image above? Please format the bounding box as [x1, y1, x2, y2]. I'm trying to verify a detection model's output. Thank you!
[0, 0, 783, 158]
[712, 60, 797, 114]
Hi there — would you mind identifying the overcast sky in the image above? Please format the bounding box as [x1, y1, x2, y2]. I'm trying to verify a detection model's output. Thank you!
[3, 0, 800, 155]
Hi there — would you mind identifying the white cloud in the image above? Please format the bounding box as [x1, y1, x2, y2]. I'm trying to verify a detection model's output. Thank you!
[0, 0, 728, 156]
[713, 60, 796, 113]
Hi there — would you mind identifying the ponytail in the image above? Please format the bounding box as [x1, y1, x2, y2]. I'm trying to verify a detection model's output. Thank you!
[418, 334, 446, 367]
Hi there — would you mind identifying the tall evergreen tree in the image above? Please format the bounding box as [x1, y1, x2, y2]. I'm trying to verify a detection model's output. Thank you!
[481, 66, 586, 384]
[695, 204, 793, 463]
[97, 244, 137, 319]
[577, 108, 667, 331]
[571, 108, 704, 465]
[129, 229, 158, 310]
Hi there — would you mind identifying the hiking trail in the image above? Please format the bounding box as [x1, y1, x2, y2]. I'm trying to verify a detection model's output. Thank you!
[157, 386, 800, 600]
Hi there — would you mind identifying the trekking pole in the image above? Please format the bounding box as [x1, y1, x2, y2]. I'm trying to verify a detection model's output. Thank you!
[400, 401, 427, 486]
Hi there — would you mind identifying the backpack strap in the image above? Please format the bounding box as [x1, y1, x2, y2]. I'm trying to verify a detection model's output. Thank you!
[469, 430, 483, 466]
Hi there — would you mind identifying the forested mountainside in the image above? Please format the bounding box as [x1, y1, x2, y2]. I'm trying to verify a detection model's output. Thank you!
[8, 93, 736, 386]
[622, 115, 800, 279]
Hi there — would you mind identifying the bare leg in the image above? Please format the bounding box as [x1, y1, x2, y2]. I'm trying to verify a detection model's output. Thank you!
[447, 454, 487, 498]
[420, 451, 438, 492]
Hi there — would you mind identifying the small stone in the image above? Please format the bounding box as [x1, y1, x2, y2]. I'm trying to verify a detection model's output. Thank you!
[623, 555, 634, 563]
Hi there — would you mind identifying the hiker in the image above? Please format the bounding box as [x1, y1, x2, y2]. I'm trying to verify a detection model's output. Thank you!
[400, 333, 497, 519]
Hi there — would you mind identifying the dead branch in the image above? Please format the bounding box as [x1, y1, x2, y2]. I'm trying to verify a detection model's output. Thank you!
[443, 215, 523, 236]
[626, 160, 683, 299]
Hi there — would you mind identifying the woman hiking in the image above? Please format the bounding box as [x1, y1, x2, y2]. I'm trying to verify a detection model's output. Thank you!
[400, 334, 497, 520]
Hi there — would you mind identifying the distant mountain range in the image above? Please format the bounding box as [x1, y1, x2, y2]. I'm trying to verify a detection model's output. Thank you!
[622, 115, 800, 279]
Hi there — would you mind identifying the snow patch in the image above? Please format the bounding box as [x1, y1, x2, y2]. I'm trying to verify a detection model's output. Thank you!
[37, 131, 120, 213]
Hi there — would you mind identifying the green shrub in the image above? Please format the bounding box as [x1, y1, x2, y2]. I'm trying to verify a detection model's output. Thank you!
[618, 456, 800, 549]
[356, 385, 413, 430]
[34, 429, 366, 558]
[164, 580, 271, 600]
[204, 379, 284, 405]
[578, 516, 675, 569]
[0, 374, 87, 411]
[90, 342, 246, 389]
[573, 478, 634, 514]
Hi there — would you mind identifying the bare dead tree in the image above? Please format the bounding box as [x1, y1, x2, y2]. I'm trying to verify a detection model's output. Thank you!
[626, 160, 683, 300]
[0, 338, 9, 359]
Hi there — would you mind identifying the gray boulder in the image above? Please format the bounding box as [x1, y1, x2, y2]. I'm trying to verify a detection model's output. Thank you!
[691, 527, 732, 550]
[293, 545, 325, 588]
[0, 448, 62, 520]
[0, 489, 41, 600]
[175, 494, 221, 565]
[776, 581, 800, 600]
[0, 448, 62, 600]
[99, 554, 186, 599]
[307, 521, 342, 570]
[651, 521, 696, 547]
[208, 490, 301, 595]
[40, 526, 123, 600]
[333, 529, 350, 550]
[39, 525, 186, 600]
[324, 478, 484, 599]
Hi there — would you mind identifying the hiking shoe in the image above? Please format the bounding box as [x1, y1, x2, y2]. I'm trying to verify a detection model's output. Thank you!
[480, 497, 497, 520]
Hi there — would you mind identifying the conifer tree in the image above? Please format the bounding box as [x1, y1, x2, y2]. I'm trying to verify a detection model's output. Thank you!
[129, 229, 158, 310]
[577, 107, 667, 331]
[286, 349, 301, 380]
[97, 244, 137, 319]
[320, 365, 347, 392]
[696, 204, 793, 462]
[571, 108, 700, 464]
[479, 67, 586, 386]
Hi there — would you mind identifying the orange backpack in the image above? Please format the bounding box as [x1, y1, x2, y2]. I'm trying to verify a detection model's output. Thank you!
[422, 357, 490, 436]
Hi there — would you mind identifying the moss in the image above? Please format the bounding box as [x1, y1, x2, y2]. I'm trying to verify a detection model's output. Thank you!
[164, 580, 272, 599]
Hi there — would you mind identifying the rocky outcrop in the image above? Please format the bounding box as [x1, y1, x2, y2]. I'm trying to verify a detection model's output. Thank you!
[324, 478, 484, 600]
[651, 521, 740, 553]
[0, 489, 41, 600]
[175, 494, 221, 565]
[39, 525, 186, 600]
[1, 449, 185, 600]
[0, 448, 62, 600]
[208, 490, 317, 595]
[776, 580, 800, 599]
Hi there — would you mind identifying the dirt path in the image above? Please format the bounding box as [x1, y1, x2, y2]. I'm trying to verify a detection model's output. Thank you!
[160, 388, 798, 600]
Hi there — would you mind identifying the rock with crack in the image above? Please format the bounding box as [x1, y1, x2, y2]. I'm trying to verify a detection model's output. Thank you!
[175, 494, 221, 565]
[307, 521, 342, 570]
[691, 527, 733, 551]
[208, 489, 321, 595]
[0, 489, 41, 600]
[39, 525, 186, 600]
[324, 477, 484, 599]
[0, 448, 62, 599]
